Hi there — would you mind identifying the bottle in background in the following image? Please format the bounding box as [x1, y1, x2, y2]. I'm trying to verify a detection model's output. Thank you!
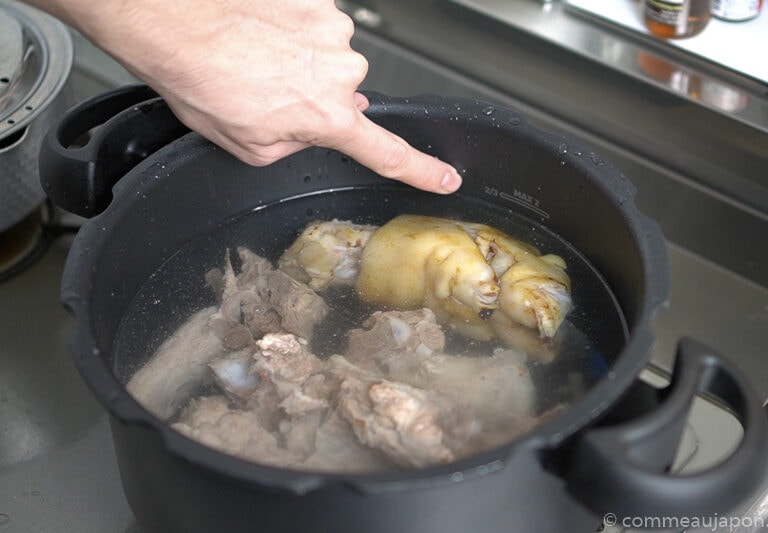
[712, 0, 764, 21]
[643, 0, 713, 38]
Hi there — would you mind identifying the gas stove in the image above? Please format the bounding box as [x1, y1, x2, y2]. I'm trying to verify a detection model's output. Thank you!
[1, 10, 767, 532]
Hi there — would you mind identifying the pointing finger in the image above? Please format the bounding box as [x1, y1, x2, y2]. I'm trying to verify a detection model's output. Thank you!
[333, 111, 462, 194]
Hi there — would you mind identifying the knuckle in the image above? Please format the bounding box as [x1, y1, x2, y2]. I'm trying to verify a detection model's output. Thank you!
[242, 143, 287, 166]
[379, 139, 410, 177]
[336, 11, 357, 40]
[350, 51, 369, 82]
[324, 108, 360, 137]
[261, 144, 291, 164]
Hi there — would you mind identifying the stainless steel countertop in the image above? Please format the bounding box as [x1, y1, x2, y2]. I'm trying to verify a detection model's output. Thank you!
[450, 0, 768, 132]
[0, 238, 135, 532]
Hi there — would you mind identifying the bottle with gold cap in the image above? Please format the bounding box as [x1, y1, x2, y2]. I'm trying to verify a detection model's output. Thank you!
[643, 0, 713, 38]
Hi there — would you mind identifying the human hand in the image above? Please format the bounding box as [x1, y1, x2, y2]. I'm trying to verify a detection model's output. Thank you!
[34, 0, 462, 193]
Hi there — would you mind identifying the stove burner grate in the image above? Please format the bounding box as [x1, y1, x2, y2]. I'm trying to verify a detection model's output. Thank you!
[0, 201, 77, 283]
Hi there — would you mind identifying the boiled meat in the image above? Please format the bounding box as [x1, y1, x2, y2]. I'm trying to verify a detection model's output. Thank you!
[355, 215, 500, 329]
[127, 307, 223, 420]
[345, 309, 535, 428]
[172, 395, 297, 466]
[208, 247, 329, 347]
[130, 243, 565, 474]
[278, 219, 377, 291]
[336, 375, 477, 468]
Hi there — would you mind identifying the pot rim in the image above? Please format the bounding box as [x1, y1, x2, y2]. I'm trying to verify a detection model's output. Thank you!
[59, 94, 670, 493]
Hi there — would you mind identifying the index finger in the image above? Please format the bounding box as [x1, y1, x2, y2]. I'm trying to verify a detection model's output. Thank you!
[334, 111, 463, 194]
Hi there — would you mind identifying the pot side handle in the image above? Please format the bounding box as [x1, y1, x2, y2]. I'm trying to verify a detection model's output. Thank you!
[39, 84, 190, 218]
[565, 337, 768, 521]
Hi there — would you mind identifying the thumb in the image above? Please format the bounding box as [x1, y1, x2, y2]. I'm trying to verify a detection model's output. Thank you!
[334, 110, 462, 194]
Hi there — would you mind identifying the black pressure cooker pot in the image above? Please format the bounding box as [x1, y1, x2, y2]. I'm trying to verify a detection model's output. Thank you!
[39, 84, 768, 533]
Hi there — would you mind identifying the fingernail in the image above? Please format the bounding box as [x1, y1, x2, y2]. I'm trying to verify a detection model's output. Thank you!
[440, 169, 462, 193]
